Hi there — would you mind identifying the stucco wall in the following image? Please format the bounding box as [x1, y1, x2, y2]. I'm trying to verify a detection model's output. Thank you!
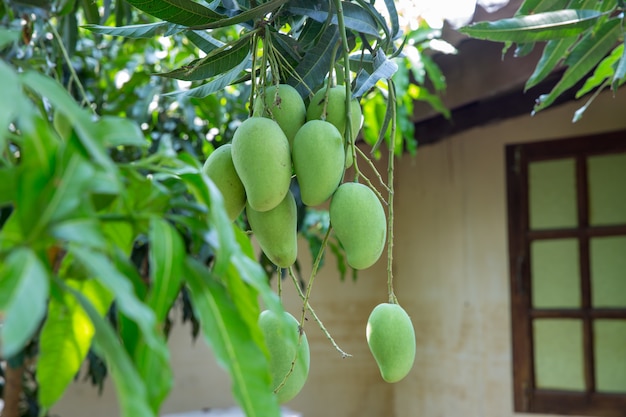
[393, 90, 626, 417]
[53, 90, 626, 417]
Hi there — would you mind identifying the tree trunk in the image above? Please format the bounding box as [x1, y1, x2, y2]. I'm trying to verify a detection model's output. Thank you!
[1, 362, 24, 417]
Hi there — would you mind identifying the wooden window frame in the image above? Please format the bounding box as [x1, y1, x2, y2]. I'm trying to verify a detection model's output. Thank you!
[506, 131, 626, 417]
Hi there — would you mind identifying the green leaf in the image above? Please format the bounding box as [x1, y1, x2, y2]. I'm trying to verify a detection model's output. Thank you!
[146, 217, 184, 322]
[67, 284, 154, 417]
[0, 27, 20, 49]
[534, 18, 621, 112]
[185, 30, 225, 54]
[576, 43, 623, 98]
[288, 0, 380, 39]
[124, 0, 224, 26]
[51, 217, 108, 249]
[84, 21, 185, 38]
[185, 257, 281, 417]
[19, 71, 115, 171]
[0, 61, 27, 152]
[168, 52, 251, 98]
[0, 168, 17, 206]
[37, 279, 113, 409]
[188, 0, 289, 30]
[93, 116, 148, 147]
[158, 36, 250, 81]
[516, 0, 569, 15]
[612, 40, 626, 90]
[459, 9, 606, 43]
[134, 337, 173, 413]
[353, 49, 398, 98]
[525, 36, 578, 91]
[0, 248, 49, 358]
[290, 26, 341, 96]
[69, 245, 165, 356]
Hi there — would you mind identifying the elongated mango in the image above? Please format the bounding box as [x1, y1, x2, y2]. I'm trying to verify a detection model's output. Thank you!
[253, 84, 306, 148]
[366, 303, 416, 383]
[292, 120, 345, 206]
[247, 190, 297, 268]
[202, 144, 246, 221]
[306, 85, 362, 168]
[231, 117, 292, 212]
[259, 310, 310, 403]
[330, 182, 386, 270]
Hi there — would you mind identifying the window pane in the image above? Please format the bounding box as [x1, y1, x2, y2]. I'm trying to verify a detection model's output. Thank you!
[534, 319, 585, 391]
[531, 239, 580, 308]
[529, 158, 578, 230]
[590, 236, 626, 308]
[594, 320, 626, 393]
[588, 153, 626, 226]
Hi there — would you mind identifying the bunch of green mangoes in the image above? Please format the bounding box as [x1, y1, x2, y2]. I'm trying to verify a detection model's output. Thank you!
[204, 83, 384, 271]
[259, 310, 310, 404]
[366, 302, 416, 383]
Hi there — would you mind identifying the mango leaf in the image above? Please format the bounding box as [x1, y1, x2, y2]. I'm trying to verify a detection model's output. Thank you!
[459, 9, 606, 43]
[534, 18, 621, 112]
[0, 27, 20, 49]
[288, 0, 380, 39]
[84, 21, 185, 38]
[0, 61, 26, 152]
[158, 36, 250, 81]
[0, 248, 49, 358]
[185, 257, 281, 417]
[146, 217, 184, 322]
[515, 0, 569, 15]
[68, 285, 154, 417]
[37, 279, 112, 409]
[290, 26, 341, 96]
[168, 53, 251, 98]
[353, 49, 398, 98]
[93, 116, 148, 147]
[612, 40, 626, 90]
[185, 30, 225, 54]
[188, 0, 289, 30]
[576, 43, 623, 98]
[0, 168, 16, 206]
[124, 0, 224, 26]
[524, 36, 578, 90]
[134, 338, 173, 413]
[69, 245, 166, 357]
[51, 217, 108, 249]
[19, 71, 114, 171]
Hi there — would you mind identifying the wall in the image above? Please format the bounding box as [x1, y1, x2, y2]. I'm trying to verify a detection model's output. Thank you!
[53, 94, 626, 417]
[392, 90, 626, 417]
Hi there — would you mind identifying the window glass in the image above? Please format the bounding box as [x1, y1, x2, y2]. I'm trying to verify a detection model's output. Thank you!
[533, 319, 585, 391]
[529, 158, 578, 229]
[591, 236, 626, 308]
[588, 153, 626, 226]
[531, 239, 580, 308]
[594, 320, 626, 393]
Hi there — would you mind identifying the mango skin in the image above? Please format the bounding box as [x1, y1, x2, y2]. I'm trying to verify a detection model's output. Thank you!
[231, 117, 292, 212]
[253, 84, 306, 148]
[259, 310, 310, 403]
[366, 303, 416, 383]
[306, 86, 362, 168]
[202, 144, 246, 221]
[247, 190, 297, 268]
[329, 182, 386, 270]
[292, 120, 345, 206]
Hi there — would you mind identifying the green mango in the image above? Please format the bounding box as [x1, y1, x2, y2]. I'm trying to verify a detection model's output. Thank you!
[247, 190, 297, 268]
[259, 309, 310, 403]
[306, 85, 362, 168]
[366, 303, 416, 383]
[231, 117, 292, 212]
[329, 182, 386, 270]
[253, 84, 306, 148]
[292, 120, 345, 206]
[202, 144, 246, 221]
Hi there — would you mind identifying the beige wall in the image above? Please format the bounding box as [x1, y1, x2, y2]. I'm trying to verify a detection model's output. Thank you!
[54, 91, 626, 417]
[393, 90, 626, 417]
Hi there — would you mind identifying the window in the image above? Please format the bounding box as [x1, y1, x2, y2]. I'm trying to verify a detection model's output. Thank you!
[506, 131, 626, 417]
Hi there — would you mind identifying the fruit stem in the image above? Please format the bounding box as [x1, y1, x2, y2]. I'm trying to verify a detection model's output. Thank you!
[49, 22, 93, 112]
[288, 267, 352, 358]
[386, 78, 398, 305]
[249, 33, 260, 117]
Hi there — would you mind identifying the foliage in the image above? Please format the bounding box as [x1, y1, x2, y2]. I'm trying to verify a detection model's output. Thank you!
[0, 1, 450, 417]
[460, 0, 626, 121]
